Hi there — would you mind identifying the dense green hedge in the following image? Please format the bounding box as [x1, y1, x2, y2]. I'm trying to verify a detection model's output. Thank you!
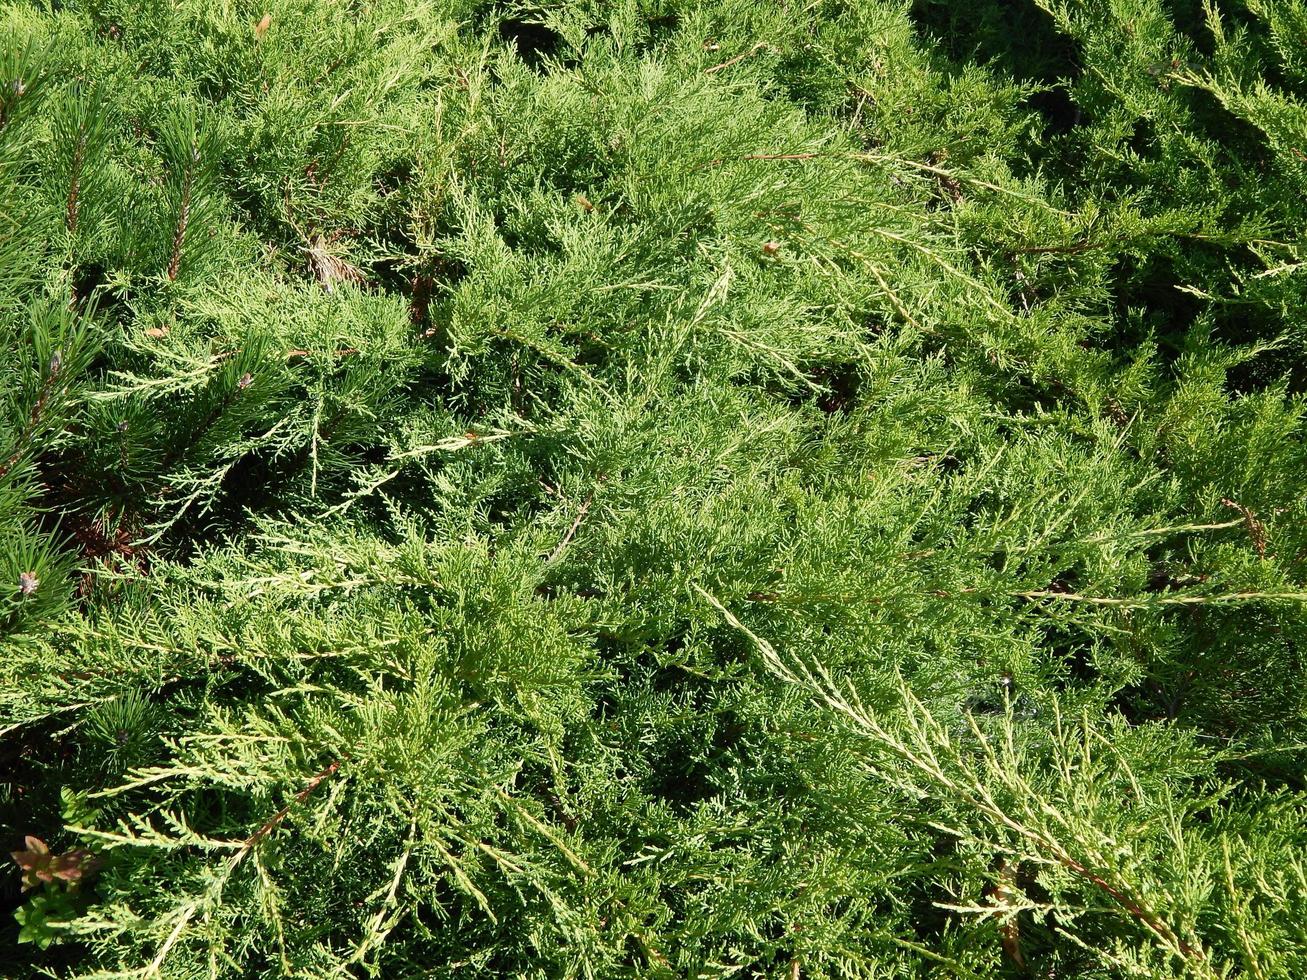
[3, 0, 1306, 976]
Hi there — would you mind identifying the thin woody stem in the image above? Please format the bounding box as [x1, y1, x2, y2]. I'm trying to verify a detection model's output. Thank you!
[243, 758, 344, 849]
[167, 143, 199, 282]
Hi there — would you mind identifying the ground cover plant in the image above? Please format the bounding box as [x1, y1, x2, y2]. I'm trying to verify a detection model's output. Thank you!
[3, 0, 1307, 976]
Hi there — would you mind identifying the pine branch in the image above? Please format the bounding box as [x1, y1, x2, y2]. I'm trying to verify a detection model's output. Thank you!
[65, 129, 86, 236]
[166, 141, 199, 282]
[0, 350, 62, 483]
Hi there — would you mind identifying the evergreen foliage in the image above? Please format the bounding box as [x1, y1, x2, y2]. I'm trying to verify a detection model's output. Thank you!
[2, 0, 1306, 976]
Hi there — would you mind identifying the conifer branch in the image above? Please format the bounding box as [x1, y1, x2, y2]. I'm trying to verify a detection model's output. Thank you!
[5, 3, 1307, 972]
[700, 586, 1217, 973]
[166, 142, 200, 282]
[0, 351, 61, 483]
[704, 42, 770, 75]
[544, 490, 592, 564]
[1018, 589, 1307, 607]
[65, 129, 86, 236]
[243, 758, 344, 849]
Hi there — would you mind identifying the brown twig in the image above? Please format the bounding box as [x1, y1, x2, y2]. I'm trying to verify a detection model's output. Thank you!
[167, 142, 199, 281]
[1221, 498, 1268, 558]
[704, 42, 769, 75]
[1061, 854, 1202, 960]
[243, 758, 344, 849]
[284, 347, 359, 360]
[740, 152, 821, 162]
[1017, 589, 1307, 606]
[991, 859, 1026, 969]
[545, 492, 593, 564]
[66, 130, 87, 235]
[1010, 240, 1110, 256]
[0, 360, 60, 482]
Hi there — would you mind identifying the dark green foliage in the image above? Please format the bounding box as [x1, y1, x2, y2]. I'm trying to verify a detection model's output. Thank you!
[2, 0, 1306, 976]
